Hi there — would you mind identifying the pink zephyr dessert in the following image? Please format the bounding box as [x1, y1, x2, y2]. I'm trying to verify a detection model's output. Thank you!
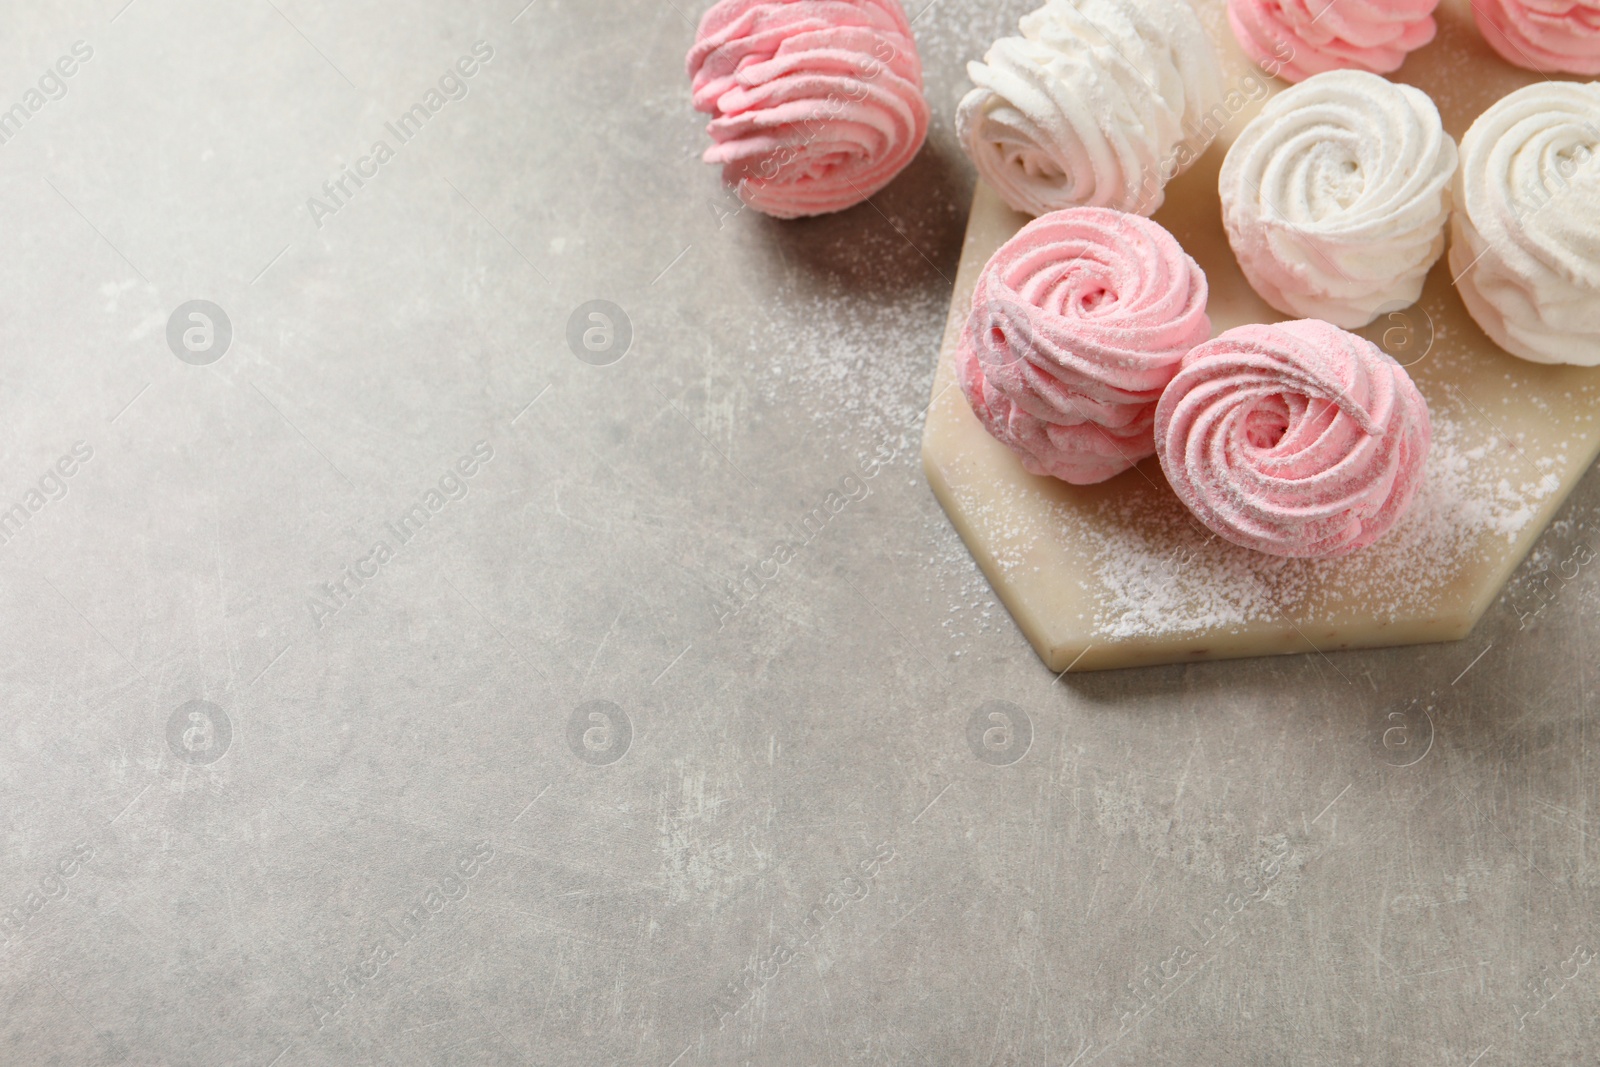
[1473, 0, 1600, 74]
[686, 0, 930, 219]
[1227, 0, 1440, 82]
[1155, 319, 1431, 559]
[957, 207, 1211, 485]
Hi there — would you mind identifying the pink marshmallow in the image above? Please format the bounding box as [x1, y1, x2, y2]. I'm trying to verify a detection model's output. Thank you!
[1227, 0, 1440, 82]
[686, 0, 930, 218]
[1473, 0, 1600, 74]
[1155, 319, 1431, 559]
[957, 207, 1211, 485]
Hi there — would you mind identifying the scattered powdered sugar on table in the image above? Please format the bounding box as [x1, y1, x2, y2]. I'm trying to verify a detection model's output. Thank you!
[929, 528, 1009, 647]
[1073, 412, 1570, 638]
[741, 286, 1021, 644]
[747, 289, 948, 460]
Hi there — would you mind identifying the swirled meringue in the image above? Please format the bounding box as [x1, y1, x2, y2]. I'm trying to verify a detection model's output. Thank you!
[1220, 70, 1458, 328]
[1473, 0, 1600, 75]
[1227, 0, 1439, 82]
[957, 207, 1211, 484]
[1450, 82, 1600, 365]
[955, 0, 1225, 218]
[1155, 319, 1431, 558]
[687, 0, 930, 219]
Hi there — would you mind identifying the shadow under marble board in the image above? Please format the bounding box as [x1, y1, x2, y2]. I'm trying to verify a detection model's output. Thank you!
[921, 0, 1600, 673]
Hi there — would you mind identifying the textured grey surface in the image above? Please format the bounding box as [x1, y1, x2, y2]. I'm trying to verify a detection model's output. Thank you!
[0, 1, 1597, 1064]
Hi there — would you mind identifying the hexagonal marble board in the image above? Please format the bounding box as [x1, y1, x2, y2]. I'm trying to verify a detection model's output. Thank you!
[922, 0, 1600, 672]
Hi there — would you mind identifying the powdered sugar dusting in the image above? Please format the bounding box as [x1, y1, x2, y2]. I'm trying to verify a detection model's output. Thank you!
[749, 288, 948, 459]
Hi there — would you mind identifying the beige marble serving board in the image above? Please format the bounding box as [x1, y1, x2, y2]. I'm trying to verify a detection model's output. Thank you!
[921, 0, 1600, 672]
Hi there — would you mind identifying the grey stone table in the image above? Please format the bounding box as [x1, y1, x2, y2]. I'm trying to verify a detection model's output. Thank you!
[0, 1, 1595, 1064]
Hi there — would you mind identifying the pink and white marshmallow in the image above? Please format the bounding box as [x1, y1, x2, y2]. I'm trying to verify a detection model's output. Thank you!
[955, 0, 1225, 218]
[1220, 70, 1457, 329]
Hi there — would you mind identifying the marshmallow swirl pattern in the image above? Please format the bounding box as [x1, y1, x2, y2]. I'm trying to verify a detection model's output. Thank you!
[1220, 70, 1458, 329]
[687, 0, 930, 219]
[1450, 82, 1600, 365]
[1227, 0, 1439, 82]
[1474, 0, 1600, 75]
[1155, 319, 1432, 558]
[957, 207, 1211, 485]
[955, 0, 1224, 218]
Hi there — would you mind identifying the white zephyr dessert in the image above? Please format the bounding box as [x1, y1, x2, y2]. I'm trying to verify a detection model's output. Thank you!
[1219, 70, 1457, 329]
[955, 0, 1224, 218]
[1450, 82, 1600, 366]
